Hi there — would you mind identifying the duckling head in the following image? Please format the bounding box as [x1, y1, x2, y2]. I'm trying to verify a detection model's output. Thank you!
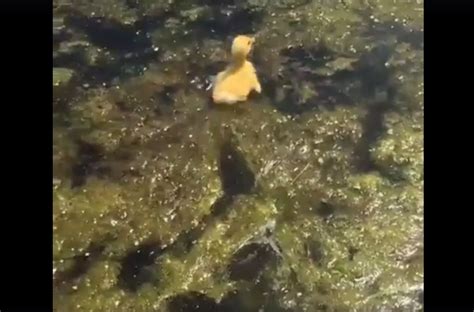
[231, 35, 255, 61]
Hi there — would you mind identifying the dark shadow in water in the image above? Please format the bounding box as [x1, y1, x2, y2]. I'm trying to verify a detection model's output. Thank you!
[117, 241, 163, 292]
[166, 195, 234, 257]
[314, 201, 335, 219]
[351, 44, 397, 172]
[352, 101, 390, 172]
[305, 239, 325, 266]
[54, 242, 105, 289]
[208, 194, 235, 218]
[219, 141, 255, 196]
[168, 291, 220, 312]
[125, 0, 139, 10]
[153, 85, 180, 116]
[281, 44, 334, 68]
[70, 141, 109, 188]
[348, 246, 359, 261]
[218, 291, 246, 312]
[228, 243, 277, 282]
[355, 44, 394, 99]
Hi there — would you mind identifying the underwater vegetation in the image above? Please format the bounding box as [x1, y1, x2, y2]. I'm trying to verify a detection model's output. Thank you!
[53, 0, 423, 311]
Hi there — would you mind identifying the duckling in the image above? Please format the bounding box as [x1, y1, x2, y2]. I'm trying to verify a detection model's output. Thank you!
[212, 35, 261, 104]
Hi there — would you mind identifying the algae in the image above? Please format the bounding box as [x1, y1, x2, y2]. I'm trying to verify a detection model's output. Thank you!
[54, 67, 77, 101]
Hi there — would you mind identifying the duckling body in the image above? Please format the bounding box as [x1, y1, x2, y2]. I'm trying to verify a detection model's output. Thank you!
[212, 35, 261, 104]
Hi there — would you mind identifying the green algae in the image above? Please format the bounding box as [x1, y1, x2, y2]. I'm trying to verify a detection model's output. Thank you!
[372, 113, 423, 185]
[54, 0, 138, 25]
[266, 172, 422, 311]
[54, 67, 76, 101]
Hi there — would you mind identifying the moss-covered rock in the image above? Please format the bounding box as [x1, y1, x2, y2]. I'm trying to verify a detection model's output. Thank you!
[53, 127, 78, 183]
[54, 67, 77, 100]
[387, 42, 424, 113]
[372, 113, 423, 185]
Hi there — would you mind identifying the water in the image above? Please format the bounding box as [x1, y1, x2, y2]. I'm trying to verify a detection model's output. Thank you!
[53, 1, 423, 311]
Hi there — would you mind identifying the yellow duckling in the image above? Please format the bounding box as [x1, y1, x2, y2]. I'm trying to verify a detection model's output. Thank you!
[212, 35, 261, 104]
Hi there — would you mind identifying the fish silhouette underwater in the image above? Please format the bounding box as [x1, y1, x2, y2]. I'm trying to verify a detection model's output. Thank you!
[212, 35, 262, 104]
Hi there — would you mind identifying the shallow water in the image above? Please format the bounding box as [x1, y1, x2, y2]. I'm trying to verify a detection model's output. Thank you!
[53, 1, 423, 311]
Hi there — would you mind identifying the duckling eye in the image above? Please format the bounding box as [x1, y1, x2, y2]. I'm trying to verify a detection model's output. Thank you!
[248, 41, 251, 46]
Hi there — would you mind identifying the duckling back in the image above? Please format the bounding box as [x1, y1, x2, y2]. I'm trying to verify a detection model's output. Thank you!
[212, 61, 261, 104]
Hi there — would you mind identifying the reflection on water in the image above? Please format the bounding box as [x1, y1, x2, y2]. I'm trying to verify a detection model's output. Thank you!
[53, 0, 423, 311]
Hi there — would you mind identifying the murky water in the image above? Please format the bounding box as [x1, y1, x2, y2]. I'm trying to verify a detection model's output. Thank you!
[53, 1, 423, 311]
